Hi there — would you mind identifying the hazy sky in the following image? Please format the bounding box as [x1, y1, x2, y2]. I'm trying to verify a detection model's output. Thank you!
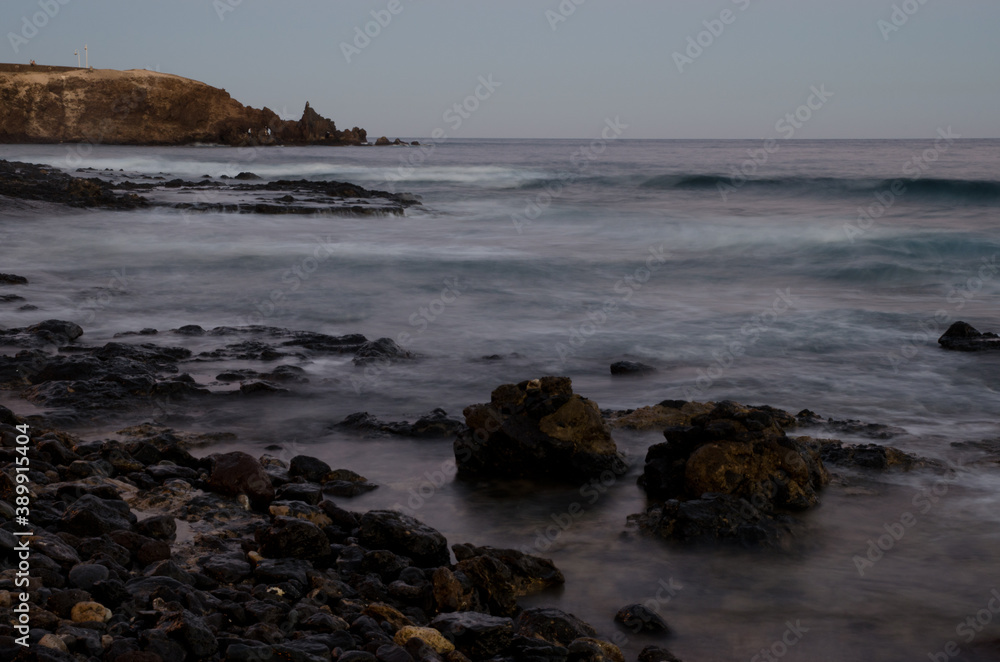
[3, 0, 998, 139]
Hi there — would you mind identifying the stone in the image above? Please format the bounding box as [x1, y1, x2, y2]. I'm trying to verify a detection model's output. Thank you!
[200, 555, 253, 584]
[358, 510, 450, 568]
[135, 514, 177, 540]
[70, 600, 112, 623]
[566, 638, 625, 662]
[516, 607, 597, 647]
[455, 377, 626, 482]
[452, 544, 564, 596]
[38, 634, 70, 653]
[429, 611, 514, 659]
[59, 493, 136, 535]
[68, 564, 110, 591]
[258, 516, 331, 561]
[614, 604, 669, 633]
[394, 626, 455, 653]
[638, 645, 683, 662]
[353, 337, 414, 365]
[938, 321, 1000, 351]
[0, 273, 28, 285]
[289, 454, 332, 482]
[205, 451, 275, 508]
[609, 361, 656, 375]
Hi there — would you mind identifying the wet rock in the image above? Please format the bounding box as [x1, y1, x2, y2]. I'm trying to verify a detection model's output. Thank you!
[159, 609, 219, 658]
[566, 638, 624, 662]
[323, 479, 379, 498]
[205, 451, 274, 509]
[394, 625, 455, 653]
[269, 499, 331, 526]
[638, 402, 827, 510]
[455, 377, 626, 482]
[70, 600, 112, 623]
[59, 493, 136, 535]
[353, 337, 415, 365]
[289, 454, 332, 482]
[336, 409, 465, 439]
[627, 493, 800, 548]
[429, 611, 514, 659]
[516, 607, 597, 647]
[254, 557, 313, 587]
[258, 516, 331, 561]
[808, 439, 926, 471]
[239, 380, 288, 395]
[68, 563, 110, 591]
[235, 172, 262, 180]
[452, 544, 564, 596]
[614, 604, 669, 633]
[135, 514, 177, 540]
[273, 482, 323, 504]
[637, 646, 683, 662]
[0, 273, 28, 285]
[938, 321, 1000, 351]
[0, 319, 84, 347]
[358, 510, 450, 568]
[200, 555, 253, 584]
[610, 361, 656, 375]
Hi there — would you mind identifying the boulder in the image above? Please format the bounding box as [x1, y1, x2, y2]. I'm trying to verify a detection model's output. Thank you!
[59, 494, 136, 535]
[638, 402, 827, 510]
[429, 611, 514, 659]
[567, 638, 625, 662]
[638, 646, 683, 662]
[257, 516, 331, 561]
[205, 451, 275, 508]
[358, 510, 450, 568]
[353, 337, 415, 365]
[938, 321, 1000, 351]
[614, 604, 669, 633]
[516, 607, 597, 647]
[455, 377, 626, 482]
[610, 361, 656, 375]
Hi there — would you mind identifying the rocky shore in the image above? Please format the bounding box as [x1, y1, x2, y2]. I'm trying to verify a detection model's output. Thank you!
[0, 160, 418, 217]
[0, 305, 975, 661]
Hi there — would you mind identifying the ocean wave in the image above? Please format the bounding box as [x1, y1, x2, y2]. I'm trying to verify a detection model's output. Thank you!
[638, 174, 1000, 203]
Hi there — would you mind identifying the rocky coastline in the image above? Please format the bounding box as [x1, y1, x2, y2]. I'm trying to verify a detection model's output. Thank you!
[0, 160, 418, 217]
[1, 298, 983, 661]
[0, 65, 413, 148]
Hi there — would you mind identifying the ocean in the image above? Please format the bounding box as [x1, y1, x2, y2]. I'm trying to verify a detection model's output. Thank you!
[2, 138, 999, 660]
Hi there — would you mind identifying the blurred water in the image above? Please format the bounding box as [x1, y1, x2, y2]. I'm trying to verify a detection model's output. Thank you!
[2, 140, 1000, 660]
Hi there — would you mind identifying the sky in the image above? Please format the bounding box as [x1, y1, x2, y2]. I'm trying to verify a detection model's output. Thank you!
[2, 0, 998, 140]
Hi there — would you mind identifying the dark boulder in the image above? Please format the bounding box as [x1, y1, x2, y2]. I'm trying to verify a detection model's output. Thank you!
[429, 611, 514, 659]
[358, 510, 450, 568]
[0, 273, 28, 285]
[516, 607, 597, 647]
[289, 454, 332, 482]
[204, 451, 275, 508]
[638, 402, 828, 510]
[938, 321, 1000, 351]
[452, 544, 564, 596]
[614, 604, 669, 633]
[610, 361, 656, 375]
[59, 494, 136, 535]
[567, 638, 625, 662]
[638, 645, 683, 662]
[257, 516, 331, 561]
[455, 376, 626, 482]
[353, 337, 415, 365]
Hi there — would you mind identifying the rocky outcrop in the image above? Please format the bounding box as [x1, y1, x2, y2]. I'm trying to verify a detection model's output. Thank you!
[455, 376, 626, 482]
[938, 321, 1000, 351]
[629, 401, 829, 547]
[0, 65, 367, 146]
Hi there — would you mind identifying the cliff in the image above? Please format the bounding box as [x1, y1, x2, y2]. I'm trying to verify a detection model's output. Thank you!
[0, 64, 367, 146]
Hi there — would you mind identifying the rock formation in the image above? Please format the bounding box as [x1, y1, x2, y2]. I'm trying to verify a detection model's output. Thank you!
[0, 64, 366, 146]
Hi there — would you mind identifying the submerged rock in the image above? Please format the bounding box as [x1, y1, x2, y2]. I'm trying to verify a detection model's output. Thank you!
[204, 451, 275, 509]
[609, 360, 656, 375]
[938, 321, 1000, 351]
[455, 376, 626, 482]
